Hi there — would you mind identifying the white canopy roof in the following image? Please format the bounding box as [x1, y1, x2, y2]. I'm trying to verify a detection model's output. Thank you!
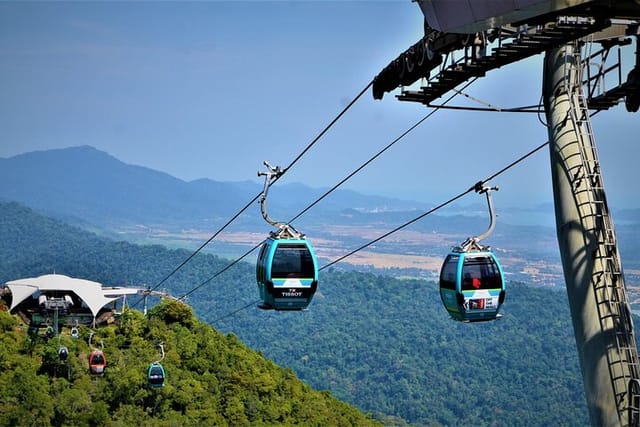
[5, 274, 138, 319]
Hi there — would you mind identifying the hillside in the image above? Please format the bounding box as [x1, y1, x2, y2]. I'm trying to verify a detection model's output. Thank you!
[0, 146, 424, 229]
[0, 146, 252, 227]
[0, 201, 595, 426]
[212, 275, 590, 426]
[0, 298, 378, 426]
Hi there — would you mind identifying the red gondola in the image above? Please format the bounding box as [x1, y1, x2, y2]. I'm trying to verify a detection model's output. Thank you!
[89, 350, 106, 374]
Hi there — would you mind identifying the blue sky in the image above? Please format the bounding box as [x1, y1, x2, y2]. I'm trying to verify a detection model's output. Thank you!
[1, 1, 638, 210]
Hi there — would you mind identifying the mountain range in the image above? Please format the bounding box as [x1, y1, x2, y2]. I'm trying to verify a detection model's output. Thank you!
[2, 146, 639, 289]
[4, 146, 639, 229]
[0, 145, 431, 229]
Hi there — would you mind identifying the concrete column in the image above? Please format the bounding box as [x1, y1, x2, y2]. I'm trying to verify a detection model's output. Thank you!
[543, 44, 622, 427]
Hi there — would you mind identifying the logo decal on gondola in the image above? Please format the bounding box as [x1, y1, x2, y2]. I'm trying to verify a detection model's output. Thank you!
[465, 296, 498, 310]
[282, 289, 303, 297]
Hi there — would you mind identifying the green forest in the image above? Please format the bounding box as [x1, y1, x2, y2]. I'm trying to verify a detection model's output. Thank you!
[0, 298, 378, 426]
[213, 274, 589, 426]
[0, 202, 605, 425]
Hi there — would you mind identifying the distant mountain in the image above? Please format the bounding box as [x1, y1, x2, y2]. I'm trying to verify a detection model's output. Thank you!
[0, 146, 255, 227]
[0, 146, 430, 230]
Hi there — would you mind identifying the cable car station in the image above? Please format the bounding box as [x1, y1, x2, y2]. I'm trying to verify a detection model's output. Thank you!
[1, 273, 140, 330]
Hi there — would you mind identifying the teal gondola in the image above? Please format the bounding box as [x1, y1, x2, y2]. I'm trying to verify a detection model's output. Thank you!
[255, 161, 319, 311]
[147, 362, 166, 387]
[439, 183, 505, 322]
[439, 249, 505, 322]
[256, 236, 319, 310]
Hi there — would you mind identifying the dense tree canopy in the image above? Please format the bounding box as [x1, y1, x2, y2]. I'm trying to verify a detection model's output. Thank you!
[0, 299, 379, 427]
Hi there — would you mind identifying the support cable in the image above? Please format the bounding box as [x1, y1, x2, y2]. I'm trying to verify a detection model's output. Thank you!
[326, 140, 549, 273]
[450, 87, 503, 111]
[422, 104, 543, 113]
[288, 79, 477, 224]
[141, 194, 262, 298]
[319, 190, 471, 272]
[211, 299, 263, 324]
[178, 80, 473, 305]
[178, 241, 265, 301]
[211, 140, 550, 322]
[130, 81, 373, 308]
[281, 81, 373, 175]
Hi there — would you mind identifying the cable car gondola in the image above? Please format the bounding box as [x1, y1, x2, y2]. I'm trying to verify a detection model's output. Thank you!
[255, 161, 319, 310]
[88, 350, 106, 374]
[256, 235, 319, 310]
[57, 328, 71, 361]
[58, 346, 69, 361]
[439, 184, 506, 322]
[88, 332, 106, 374]
[147, 343, 166, 388]
[148, 362, 166, 387]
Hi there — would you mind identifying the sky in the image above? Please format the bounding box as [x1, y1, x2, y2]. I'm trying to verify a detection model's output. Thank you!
[1, 1, 638, 210]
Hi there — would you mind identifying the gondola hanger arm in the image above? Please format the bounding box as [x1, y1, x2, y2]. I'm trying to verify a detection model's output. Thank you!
[460, 183, 499, 251]
[258, 161, 304, 239]
[157, 342, 165, 363]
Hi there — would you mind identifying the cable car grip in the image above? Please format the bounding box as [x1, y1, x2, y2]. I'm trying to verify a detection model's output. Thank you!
[156, 342, 165, 364]
[459, 183, 499, 251]
[257, 161, 304, 240]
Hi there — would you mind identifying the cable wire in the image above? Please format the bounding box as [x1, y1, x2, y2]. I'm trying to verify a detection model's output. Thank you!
[130, 81, 373, 307]
[288, 79, 477, 224]
[322, 139, 549, 271]
[151, 194, 261, 292]
[211, 140, 551, 322]
[211, 299, 263, 324]
[319, 190, 471, 271]
[282, 81, 373, 175]
[179, 240, 264, 301]
[167, 79, 474, 313]
[177, 80, 469, 306]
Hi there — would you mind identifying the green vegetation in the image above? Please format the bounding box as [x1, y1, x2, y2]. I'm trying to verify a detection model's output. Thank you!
[0, 299, 379, 427]
[212, 272, 590, 426]
[0, 201, 617, 425]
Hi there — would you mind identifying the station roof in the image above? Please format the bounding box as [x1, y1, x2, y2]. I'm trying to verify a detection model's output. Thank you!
[5, 274, 140, 319]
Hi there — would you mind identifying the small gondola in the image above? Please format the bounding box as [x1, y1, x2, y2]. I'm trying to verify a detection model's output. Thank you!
[256, 235, 319, 310]
[439, 184, 505, 322]
[58, 346, 69, 361]
[89, 349, 106, 374]
[147, 362, 166, 388]
[439, 249, 505, 322]
[255, 161, 319, 310]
